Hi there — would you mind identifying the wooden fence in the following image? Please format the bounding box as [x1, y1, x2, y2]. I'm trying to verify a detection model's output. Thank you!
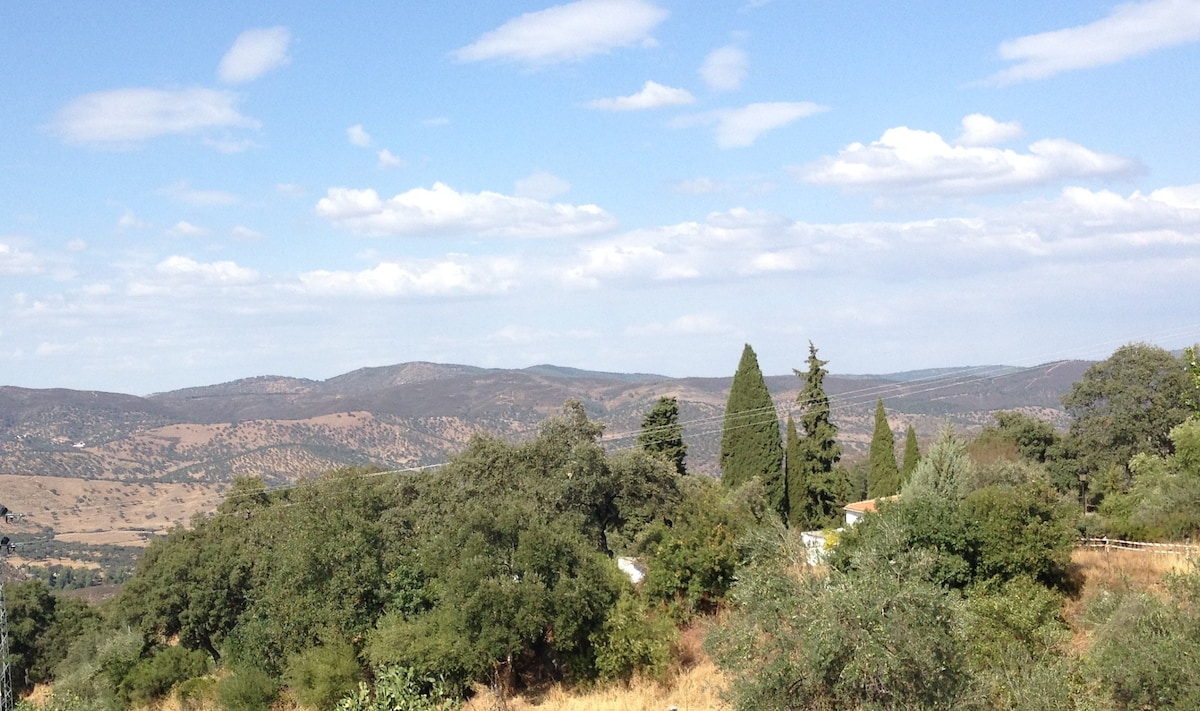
[1078, 537, 1197, 556]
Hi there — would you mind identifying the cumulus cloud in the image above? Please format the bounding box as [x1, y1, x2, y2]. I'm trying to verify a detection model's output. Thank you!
[699, 45, 748, 91]
[347, 124, 372, 147]
[315, 182, 616, 238]
[157, 180, 241, 206]
[588, 80, 694, 110]
[377, 149, 405, 169]
[50, 88, 258, 145]
[986, 0, 1200, 85]
[515, 171, 571, 200]
[796, 120, 1138, 195]
[155, 255, 258, 284]
[955, 113, 1023, 146]
[298, 257, 520, 297]
[218, 26, 292, 83]
[453, 0, 667, 66]
[673, 101, 827, 148]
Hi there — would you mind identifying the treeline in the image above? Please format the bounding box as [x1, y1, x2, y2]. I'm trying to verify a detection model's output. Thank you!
[6, 341, 1200, 710]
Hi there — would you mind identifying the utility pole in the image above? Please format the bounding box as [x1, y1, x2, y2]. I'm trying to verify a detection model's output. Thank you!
[1, 502, 15, 711]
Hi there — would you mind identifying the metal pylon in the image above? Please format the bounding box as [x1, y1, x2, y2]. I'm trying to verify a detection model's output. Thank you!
[0, 573, 12, 711]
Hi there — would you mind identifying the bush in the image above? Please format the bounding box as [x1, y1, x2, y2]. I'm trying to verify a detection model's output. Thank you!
[284, 638, 362, 709]
[335, 666, 459, 711]
[215, 667, 278, 711]
[122, 645, 211, 705]
[590, 587, 676, 682]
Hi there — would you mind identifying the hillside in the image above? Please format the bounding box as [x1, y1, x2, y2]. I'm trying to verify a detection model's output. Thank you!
[0, 358, 1090, 568]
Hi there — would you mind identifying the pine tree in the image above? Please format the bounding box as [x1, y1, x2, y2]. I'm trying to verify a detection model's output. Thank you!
[720, 344, 784, 505]
[867, 399, 900, 498]
[791, 342, 844, 528]
[638, 396, 687, 475]
[901, 424, 920, 483]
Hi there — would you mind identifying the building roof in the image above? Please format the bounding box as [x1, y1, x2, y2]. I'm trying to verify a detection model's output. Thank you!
[843, 495, 900, 514]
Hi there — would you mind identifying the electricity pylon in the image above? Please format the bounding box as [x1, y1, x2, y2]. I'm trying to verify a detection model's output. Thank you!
[0, 558, 13, 711]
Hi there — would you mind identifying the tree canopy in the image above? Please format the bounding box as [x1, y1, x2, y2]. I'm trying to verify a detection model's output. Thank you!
[719, 344, 783, 498]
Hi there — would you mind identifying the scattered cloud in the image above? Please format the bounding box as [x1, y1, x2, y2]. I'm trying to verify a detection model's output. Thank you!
[117, 209, 150, 230]
[298, 257, 520, 297]
[452, 0, 668, 66]
[315, 182, 617, 238]
[699, 44, 748, 91]
[276, 183, 306, 197]
[0, 241, 41, 275]
[155, 255, 258, 284]
[673, 177, 726, 195]
[588, 80, 694, 111]
[166, 221, 208, 237]
[673, 101, 827, 148]
[515, 171, 571, 200]
[377, 149, 405, 169]
[66, 239, 88, 252]
[986, 0, 1200, 85]
[955, 113, 1023, 147]
[157, 180, 241, 206]
[347, 124, 372, 147]
[231, 225, 265, 240]
[797, 119, 1138, 195]
[50, 88, 258, 145]
[217, 26, 292, 84]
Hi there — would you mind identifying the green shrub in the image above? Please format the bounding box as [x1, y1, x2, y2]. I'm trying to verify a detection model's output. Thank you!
[216, 667, 278, 711]
[284, 638, 362, 709]
[335, 666, 459, 711]
[591, 587, 676, 682]
[123, 645, 211, 705]
[176, 676, 218, 711]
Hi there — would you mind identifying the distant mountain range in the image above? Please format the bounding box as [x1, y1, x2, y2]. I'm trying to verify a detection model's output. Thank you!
[0, 359, 1091, 558]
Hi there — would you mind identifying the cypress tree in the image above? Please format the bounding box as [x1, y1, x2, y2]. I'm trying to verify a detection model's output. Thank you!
[867, 399, 900, 498]
[792, 342, 844, 528]
[638, 396, 687, 475]
[784, 414, 804, 525]
[901, 424, 920, 483]
[720, 344, 784, 504]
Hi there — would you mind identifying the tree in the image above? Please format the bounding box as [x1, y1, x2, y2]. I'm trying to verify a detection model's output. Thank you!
[903, 426, 973, 501]
[637, 396, 687, 475]
[783, 415, 804, 526]
[901, 424, 920, 483]
[867, 399, 900, 498]
[789, 342, 845, 528]
[1062, 343, 1192, 494]
[719, 344, 783, 503]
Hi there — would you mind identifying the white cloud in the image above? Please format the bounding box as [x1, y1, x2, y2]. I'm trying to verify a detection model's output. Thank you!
[166, 221, 208, 237]
[315, 182, 617, 238]
[797, 121, 1138, 195]
[218, 26, 292, 84]
[699, 45, 748, 91]
[347, 124, 372, 147]
[157, 180, 241, 206]
[673, 101, 827, 148]
[66, 239, 87, 252]
[955, 113, 1023, 147]
[673, 177, 726, 195]
[0, 241, 41, 275]
[588, 80, 694, 110]
[625, 313, 731, 337]
[117, 209, 150, 230]
[155, 255, 258, 284]
[231, 225, 265, 240]
[514, 171, 571, 200]
[987, 0, 1200, 85]
[453, 0, 668, 66]
[298, 257, 520, 297]
[50, 88, 258, 145]
[377, 149, 405, 169]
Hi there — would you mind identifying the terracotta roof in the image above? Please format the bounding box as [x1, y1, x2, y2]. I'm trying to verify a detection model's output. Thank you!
[843, 495, 900, 513]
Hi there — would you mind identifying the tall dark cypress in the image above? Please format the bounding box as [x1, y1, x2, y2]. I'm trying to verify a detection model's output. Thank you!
[867, 399, 901, 498]
[793, 342, 844, 527]
[638, 396, 687, 475]
[720, 344, 783, 499]
[901, 424, 921, 484]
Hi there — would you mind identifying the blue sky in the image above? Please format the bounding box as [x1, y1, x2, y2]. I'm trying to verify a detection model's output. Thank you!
[3, 0, 1199, 395]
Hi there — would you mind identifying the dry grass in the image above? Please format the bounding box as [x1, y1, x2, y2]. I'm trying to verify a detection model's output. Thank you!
[1071, 547, 1191, 597]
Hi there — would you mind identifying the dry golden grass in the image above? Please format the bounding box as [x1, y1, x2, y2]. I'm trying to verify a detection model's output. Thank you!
[1071, 547, 1191, 596]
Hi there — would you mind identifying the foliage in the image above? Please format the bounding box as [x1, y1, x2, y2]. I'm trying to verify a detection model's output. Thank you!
[901, 423, 920, 483]
[122, 645, 211, 706]
[1062, 342, 1192, 494]
[903, 426, 974, 500]
[215, 667, 278, 711]
[1083, 568, 1200, 710]
[638, 395, 687, 475]
[642, 477, 755, 619]
[1095, 417, 1200, 540]
[590, 587, 677, 682]
[710, 516, 967, 710]
[789, 342, 845, 529]
[719, 344, 783, 496]
[867, 399, 900, 498]
[284, 637, 362, 710]
[334, 666, 459, 711]
[4, 580, 99, 693]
